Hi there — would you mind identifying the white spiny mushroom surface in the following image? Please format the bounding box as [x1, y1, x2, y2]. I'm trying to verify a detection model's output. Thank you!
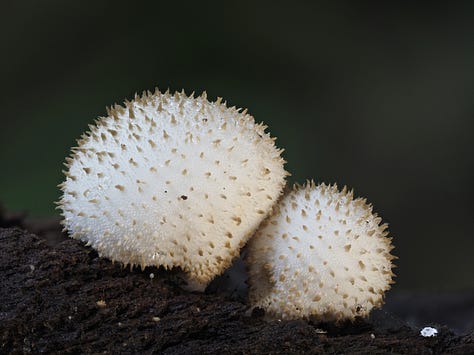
[59, 89, 287, 291]
[247, 181, 395, 321]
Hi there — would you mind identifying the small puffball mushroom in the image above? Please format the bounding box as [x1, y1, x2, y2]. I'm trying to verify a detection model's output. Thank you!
[246, 181, 395, 321]
[58, 89, 287, 291]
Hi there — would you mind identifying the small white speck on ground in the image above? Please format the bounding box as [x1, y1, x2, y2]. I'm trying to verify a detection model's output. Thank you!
[152, 316, 161, 322]
[420, 326, 438, 337]
[96, 300, 107, 307]
[370, 333, 375, 339]
[149, 273, 155, 279]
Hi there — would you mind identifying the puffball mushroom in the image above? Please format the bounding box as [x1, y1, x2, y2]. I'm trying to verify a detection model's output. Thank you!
[58, 89, 287, 291]
[246, 181, 395, 321]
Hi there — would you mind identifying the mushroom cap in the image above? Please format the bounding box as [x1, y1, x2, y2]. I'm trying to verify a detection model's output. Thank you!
[246, 181, 395, 321]
[58, 89, 287, 290]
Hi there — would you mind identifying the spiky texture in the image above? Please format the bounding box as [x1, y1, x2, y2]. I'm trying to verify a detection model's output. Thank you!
[246, 181, 395, 321]
[58, 89, 287, 291]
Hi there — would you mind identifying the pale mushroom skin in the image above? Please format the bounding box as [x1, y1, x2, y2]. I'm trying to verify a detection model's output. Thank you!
[246, 181, 395, 321]
[58, 89, 287, 291]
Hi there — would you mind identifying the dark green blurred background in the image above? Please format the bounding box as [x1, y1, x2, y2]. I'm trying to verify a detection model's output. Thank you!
[1, 2, 473, 291]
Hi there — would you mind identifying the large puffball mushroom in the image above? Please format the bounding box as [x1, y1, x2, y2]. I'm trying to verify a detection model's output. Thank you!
[246, 181, 395, 321]
[58, 89, 287, 291]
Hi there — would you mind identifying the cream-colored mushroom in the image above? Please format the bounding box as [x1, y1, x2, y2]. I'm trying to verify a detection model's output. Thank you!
[246, 181, 395, 321]
[58, 89, 288, 291]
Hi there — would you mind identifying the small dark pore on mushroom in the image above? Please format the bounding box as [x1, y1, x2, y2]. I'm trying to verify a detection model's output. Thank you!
[180, 195, 188, 200]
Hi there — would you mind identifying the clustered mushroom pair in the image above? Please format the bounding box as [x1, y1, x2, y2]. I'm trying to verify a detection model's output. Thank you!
[59, 89, 395, 322]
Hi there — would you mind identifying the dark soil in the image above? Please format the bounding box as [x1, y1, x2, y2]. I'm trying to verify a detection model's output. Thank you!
[1, 209, 473, 354]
